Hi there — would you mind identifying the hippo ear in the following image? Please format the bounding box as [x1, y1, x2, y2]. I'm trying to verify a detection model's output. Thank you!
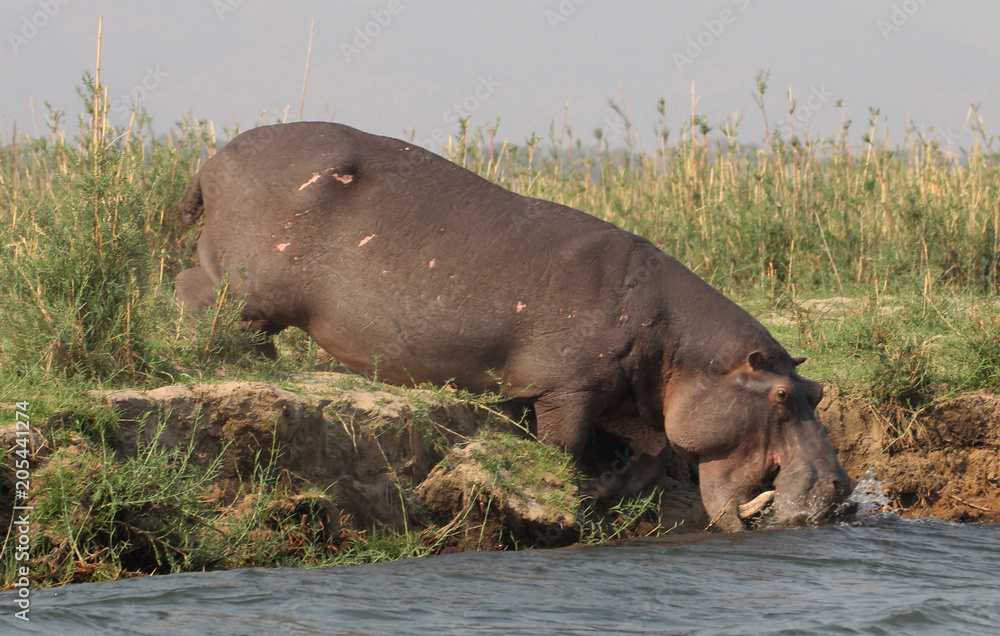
[792, 356, 808, 367]
[747, 351, 766, 371]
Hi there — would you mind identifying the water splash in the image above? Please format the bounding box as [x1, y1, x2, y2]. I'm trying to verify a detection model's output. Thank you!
[847, 469, 893, 517]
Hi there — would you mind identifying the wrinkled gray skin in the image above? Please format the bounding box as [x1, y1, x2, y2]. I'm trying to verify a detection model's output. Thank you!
[176, 122, 854, 532]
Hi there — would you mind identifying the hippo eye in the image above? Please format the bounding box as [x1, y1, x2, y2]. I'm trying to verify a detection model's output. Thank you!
[775, 388, 788, 402]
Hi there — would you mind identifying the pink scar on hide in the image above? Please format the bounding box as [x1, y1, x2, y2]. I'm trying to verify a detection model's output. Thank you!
[516, 301, 527, 313]
[358, 234, 376, 247]
[297, 174, 322, 190]
[429, 259, 436, 268]
[298, 168, 354, 190]
[276, 243, 290, 251]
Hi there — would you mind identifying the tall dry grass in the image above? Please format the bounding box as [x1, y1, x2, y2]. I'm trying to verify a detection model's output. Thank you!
[2, 76, 999, 406]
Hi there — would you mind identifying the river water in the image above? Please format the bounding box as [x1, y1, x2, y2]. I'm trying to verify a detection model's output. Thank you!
[3, 515, 998, 635]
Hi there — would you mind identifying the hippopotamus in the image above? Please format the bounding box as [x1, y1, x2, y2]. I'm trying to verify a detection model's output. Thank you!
[175, 121, 854, 532]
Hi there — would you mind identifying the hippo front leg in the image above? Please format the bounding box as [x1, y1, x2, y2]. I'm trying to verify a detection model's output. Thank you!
[533, 391, 603, 458]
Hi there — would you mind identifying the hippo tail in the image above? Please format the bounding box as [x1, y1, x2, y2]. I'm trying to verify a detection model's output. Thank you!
[177, 171, 204, 226]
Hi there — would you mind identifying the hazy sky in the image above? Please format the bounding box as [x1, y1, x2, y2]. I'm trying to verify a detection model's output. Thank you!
[3, 1, 999, 151]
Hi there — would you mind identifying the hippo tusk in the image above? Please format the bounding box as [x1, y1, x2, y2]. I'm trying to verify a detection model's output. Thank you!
[738, 490, 776, 519]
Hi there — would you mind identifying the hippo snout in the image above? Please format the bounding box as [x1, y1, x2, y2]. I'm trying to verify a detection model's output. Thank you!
[764, 466, 856, 528]
[809, 472, 856, 521]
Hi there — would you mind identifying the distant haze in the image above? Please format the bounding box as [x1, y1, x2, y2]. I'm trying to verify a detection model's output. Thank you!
[3, 1, 998, 151]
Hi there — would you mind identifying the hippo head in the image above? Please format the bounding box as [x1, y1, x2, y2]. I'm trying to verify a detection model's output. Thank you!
[663, 346, 855, 532]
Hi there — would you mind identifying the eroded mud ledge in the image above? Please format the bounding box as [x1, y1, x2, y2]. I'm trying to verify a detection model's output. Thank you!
[2, 373, 998, 584]
[819, 386, 1000, 522]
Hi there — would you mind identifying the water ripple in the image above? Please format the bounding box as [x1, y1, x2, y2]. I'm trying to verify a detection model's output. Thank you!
[3, 517, 998, 635]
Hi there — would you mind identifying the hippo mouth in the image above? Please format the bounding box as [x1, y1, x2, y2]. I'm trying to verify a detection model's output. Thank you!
[735, 468, 779, 530]
[737, 490, 776, 529]
[735, 474, 859, 530]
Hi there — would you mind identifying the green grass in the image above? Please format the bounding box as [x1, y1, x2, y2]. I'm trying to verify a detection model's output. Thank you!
[327, 528, 435, 567]
[8, 417, 223, 585]
[466, 429, 580, 510]
[579, 487, 678, 543]
[0, 407, 347, 588]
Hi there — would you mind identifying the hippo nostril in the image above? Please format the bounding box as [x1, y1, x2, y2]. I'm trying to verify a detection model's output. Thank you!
[831, 476, 855, 499]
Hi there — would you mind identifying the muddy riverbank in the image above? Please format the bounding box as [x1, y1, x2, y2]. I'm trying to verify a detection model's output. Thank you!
[2, 373, 997, 586]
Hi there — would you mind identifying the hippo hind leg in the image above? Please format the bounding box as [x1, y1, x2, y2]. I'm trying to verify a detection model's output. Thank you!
[175, 266, 217, 314]
[174, 266, 284, 359]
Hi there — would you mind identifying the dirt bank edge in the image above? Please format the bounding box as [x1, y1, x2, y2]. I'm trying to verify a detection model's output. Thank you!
[2, 374, 997, 587]
[819, 386, 1000, 522]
